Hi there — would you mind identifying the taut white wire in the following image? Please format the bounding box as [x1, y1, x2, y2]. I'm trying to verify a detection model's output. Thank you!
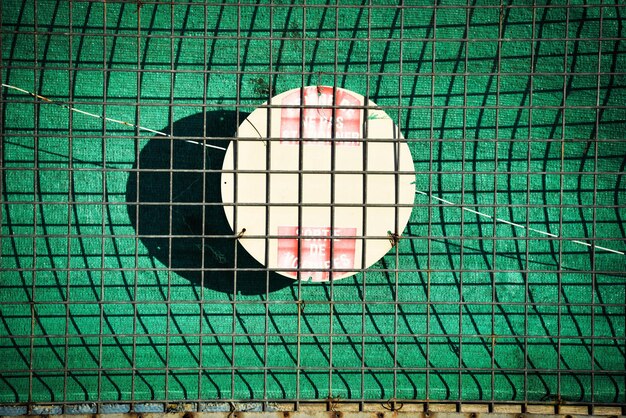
[1, 83, 226, 151]
[415, 190, 624, 256]
[4, 83, 623, 256]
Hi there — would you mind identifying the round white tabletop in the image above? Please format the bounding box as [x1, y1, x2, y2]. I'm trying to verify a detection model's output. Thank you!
[221, 86, 415, 281]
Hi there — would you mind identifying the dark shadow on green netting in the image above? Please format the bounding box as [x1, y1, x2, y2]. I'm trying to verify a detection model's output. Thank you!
[125, 111, 294, 295]
[424, 1, 509, 400]
[540, 4, 622, 401]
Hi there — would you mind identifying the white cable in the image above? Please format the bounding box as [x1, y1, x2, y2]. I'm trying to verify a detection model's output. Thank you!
[415, 190, 624, 256]
[1, 83, 226, 151]
[5, 83, 623, 256]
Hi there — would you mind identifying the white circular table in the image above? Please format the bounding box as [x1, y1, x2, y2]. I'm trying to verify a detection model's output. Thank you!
[221, 86, 415, 281]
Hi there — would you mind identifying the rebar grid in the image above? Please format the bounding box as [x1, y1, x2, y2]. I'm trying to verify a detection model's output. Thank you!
[1, 0, 625, 411]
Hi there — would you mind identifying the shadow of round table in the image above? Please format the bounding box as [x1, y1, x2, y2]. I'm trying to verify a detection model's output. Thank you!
[125, 111, 294, 295]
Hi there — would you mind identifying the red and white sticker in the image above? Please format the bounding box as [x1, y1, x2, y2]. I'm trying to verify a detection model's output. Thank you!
[277, 226, 356, 281]
[280, 86, 362, 145]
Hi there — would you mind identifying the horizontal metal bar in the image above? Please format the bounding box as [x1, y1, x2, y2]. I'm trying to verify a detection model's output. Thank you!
[2, 29, 625, 44]
[4, 96, 626, 111]
[1, 329, 624, 340]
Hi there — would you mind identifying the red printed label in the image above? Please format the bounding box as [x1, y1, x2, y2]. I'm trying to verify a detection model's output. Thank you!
[277, 226, 356, 281]
[280, 86, 362, 145]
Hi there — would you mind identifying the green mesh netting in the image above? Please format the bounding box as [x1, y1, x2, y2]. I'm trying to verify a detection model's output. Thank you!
[1, 0, 625, 405]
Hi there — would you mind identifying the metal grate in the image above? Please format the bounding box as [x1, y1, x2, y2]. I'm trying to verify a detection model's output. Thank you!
[1, 0, 625, 413]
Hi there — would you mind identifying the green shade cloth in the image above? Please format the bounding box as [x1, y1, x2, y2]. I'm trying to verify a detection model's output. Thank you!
[1, 0, 625, 405]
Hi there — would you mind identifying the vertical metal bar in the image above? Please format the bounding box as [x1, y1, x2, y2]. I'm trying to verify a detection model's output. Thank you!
[328, 0, 340, 399]
[63, 0, 75, 405]
[295, 1, 307, 409]
[232, 1, 242, 401]
[360, 0, 372, 405]
[491, 0, 504, 404]
[557, 0, 572, 400]
[98, 2, 109, 408]
[263, 0, 274, 405]
[29, 0, 39, 406]
[131, 0, 143, 407]
[590, 4, 604, 405]
[459, 0, 471, 401]
[0, 0, 3, 275]
[198, 0, 209, 403]
[164, 2, 176, 404]
[524, 0, 538, 408]
[425, 1, 438, 407]
[0, 0, 3, 323]
[393, 0, 405, 402]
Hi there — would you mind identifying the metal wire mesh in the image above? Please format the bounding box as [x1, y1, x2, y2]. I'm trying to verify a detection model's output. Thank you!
[1, 0, 625, 412]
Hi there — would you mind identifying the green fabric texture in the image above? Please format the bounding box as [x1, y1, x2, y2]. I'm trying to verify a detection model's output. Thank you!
[1, 0, 625, 405]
